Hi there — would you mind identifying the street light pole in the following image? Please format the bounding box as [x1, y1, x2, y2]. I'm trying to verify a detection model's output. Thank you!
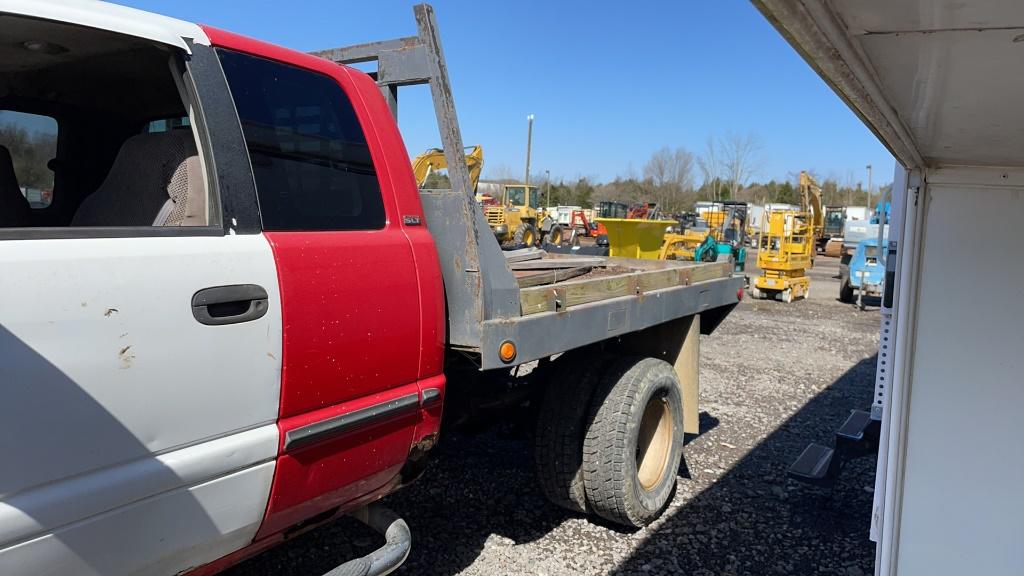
[525, 114, 534, 186]
[865, 164, 873, 213]
[545, 169, 551, 208]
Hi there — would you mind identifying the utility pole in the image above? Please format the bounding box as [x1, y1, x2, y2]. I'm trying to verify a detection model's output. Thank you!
[545, 169, 551, 208]
[525, 114, 534, 186]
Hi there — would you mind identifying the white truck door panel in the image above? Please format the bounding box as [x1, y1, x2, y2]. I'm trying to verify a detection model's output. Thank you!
[0, 234, 282, 574]
[0, 462, 275, 576]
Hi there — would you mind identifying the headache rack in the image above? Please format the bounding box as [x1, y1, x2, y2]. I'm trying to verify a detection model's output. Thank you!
[311, 4, 742, 370]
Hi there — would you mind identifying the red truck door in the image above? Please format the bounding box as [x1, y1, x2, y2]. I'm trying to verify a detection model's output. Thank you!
[212, 37, 440, 536]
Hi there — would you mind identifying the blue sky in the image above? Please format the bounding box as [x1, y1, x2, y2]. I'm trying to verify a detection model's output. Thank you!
[118, 0, 895, 188]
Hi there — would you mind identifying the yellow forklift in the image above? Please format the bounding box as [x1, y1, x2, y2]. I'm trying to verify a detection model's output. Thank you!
[751, 171, 822, 302]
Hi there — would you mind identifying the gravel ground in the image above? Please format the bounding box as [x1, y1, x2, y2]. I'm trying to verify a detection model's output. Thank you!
[228, 251, 880, 576]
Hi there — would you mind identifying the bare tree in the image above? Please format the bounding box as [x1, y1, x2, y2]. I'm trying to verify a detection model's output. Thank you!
[485, 163, 520, 183]
[643, 146, 695, 212]
[697, 137, 722, 201]
[644, 147, 695, 190]
[722, 132, 763, 198]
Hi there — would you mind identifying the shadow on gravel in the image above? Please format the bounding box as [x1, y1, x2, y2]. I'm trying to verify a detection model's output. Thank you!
[611, 354, 879, 576]
[226, 357, 876, 576]
[226, 409, 722, 575]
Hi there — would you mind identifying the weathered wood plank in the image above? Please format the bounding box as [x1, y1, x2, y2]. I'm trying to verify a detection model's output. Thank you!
[516, 266, 592, 289]
[520, 287, 556, 315]
[555, 274, 638, 308]
[636, 268, 684, 293]
[503, 247, 544, 263]
[690, 261, 732, 284]
[509, 257, 607, 270]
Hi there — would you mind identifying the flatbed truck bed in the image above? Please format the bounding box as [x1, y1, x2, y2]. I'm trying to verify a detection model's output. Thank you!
[311, 1, 743, 538]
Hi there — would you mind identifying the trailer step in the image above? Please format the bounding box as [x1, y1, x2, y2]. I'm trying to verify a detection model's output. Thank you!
[835, 410, 880, 459]
[788, 410, 881, 488]
[788, 443, 839, 486]
[837, 409, 873, 442]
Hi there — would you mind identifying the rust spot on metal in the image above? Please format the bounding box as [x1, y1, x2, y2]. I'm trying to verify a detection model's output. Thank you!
[414, 433, 438, 452]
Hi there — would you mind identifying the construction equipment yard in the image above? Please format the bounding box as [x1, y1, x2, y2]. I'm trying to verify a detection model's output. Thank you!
[226, 252, 880, 576]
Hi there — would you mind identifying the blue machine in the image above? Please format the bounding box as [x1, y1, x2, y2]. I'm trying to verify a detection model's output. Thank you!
[870, 201, 891, 224]
[839, 238, 884, 308]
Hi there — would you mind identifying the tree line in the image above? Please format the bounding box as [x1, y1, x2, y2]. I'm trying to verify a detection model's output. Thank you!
[481, 132, 891, 213]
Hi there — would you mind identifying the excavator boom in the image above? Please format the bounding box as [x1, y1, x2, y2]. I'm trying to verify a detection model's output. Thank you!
[412, 145, 484, 191]
[798, 171, 824, 237]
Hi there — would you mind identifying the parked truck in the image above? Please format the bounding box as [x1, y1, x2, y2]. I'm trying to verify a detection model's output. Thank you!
[0, 2, 742, 575]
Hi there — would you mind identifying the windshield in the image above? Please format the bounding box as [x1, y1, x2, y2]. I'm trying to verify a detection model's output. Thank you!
[505, 186, 525, 207]
[599, 202, 628, 218]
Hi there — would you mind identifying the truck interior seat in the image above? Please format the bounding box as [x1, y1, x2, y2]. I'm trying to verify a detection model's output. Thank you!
[71, 130, 206, 227]
[0, 145, 32, 227]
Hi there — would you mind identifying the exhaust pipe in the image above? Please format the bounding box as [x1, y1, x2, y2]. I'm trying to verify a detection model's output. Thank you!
[322, 504, 411, 576]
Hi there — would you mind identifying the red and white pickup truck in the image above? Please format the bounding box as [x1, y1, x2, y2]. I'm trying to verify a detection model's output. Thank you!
[0, 2, 742, 574]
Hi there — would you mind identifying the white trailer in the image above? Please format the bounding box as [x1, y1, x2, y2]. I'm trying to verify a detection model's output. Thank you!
[844, 205, 869, 222]
[753, 2, 1024, 575]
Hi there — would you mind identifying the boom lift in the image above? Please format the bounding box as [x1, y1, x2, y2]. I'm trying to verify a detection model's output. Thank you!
[751, 171, 823, 302]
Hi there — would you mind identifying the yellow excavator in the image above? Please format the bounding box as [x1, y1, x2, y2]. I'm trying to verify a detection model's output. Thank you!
[751, 171, 823, 302]
[411, 145, 485, 195]
[411, 146, 561, 247]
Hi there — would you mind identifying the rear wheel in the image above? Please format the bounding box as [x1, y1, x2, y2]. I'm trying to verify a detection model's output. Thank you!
[547, 224, 565, 246]
[782, 288, 794, 303]
[582, 357, 684, 528]
[839, 280, 854, 303]
[513, 223, 538, 247]
[534, 350, 607, 513]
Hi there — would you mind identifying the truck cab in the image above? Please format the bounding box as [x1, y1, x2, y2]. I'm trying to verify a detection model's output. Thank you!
[0, 3, 443, 574]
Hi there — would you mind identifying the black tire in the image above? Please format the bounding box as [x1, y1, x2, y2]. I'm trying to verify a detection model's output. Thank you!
[534, 351, 607, 513]
[513, 223, 538, 247]
[547, 224, 565, 246]
[582, 357, 684, 528]
[839, 280, 854, 303]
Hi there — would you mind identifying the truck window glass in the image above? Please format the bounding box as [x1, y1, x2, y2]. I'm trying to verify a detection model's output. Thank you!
[145, 117, 191, 133]
[0, 110, 57, 208]
[0, 14, 210, 231]
[217, 49, 386, 231]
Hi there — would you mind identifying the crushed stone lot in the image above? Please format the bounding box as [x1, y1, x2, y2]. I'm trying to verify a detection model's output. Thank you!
[227, 252, 880, 576]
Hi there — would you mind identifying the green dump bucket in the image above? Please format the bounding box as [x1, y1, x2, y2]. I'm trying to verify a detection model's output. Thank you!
[596, 218, 675, 259]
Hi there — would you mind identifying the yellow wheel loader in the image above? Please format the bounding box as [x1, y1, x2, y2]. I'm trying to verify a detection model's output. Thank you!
[484, 184, 563, 248]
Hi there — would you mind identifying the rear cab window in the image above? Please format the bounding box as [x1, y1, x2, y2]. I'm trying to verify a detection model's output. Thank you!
[0, 110, 57, 208]
[216, 49, 385, 231]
